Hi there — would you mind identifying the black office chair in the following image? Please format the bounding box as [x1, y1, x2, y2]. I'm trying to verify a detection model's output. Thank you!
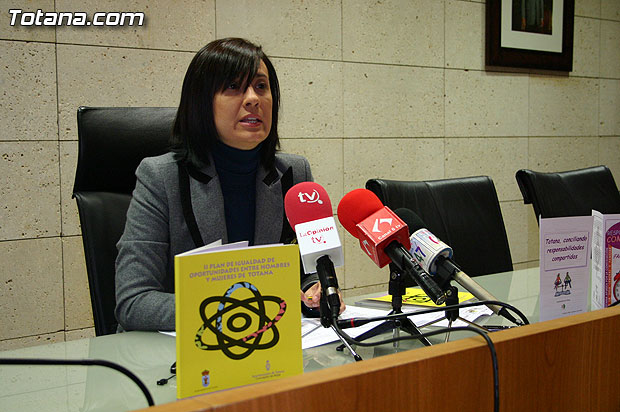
[515, 166, 620, 224]
[366, 176, 513, 277]
[73, 106, 176, 335]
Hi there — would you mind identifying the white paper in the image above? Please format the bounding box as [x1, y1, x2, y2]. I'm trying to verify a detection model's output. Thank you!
[301, 306, 388, 349]
[424, 305, 493, 328]
[539, 216, 592, 321]
[300, 304, 491, 349]
[176, 239, 237, 256]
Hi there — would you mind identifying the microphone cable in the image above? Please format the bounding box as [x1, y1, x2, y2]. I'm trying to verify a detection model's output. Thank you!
[331, 300, 530, 412]
[337, 300, 529, 330]
[157, 361, 177, 385]
[0, 357, 154, 407]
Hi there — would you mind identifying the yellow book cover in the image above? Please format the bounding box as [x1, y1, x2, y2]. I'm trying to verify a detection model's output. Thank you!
[368, 287, 474, 307]
[174, 242, 303, 399]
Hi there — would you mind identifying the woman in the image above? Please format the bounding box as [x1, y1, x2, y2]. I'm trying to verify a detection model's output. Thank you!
[114, 38, 326, 331]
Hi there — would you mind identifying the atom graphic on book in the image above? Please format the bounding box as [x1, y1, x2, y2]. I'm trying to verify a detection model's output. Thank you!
[194, 282, 287, 360]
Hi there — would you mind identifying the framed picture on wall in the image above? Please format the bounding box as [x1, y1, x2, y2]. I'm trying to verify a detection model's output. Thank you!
[486, 0, 574, 71]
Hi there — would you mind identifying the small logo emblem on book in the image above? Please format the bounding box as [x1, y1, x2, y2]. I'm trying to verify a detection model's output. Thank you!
[201, 370, 210, 388]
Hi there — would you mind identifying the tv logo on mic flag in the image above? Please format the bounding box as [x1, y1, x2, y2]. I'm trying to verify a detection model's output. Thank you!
[409, 229, 453, 275]
[372, 218, 393, 233]
[297, 190, 323, 204]
[295, 217, 343, 273]
[356, 207, 410, 267]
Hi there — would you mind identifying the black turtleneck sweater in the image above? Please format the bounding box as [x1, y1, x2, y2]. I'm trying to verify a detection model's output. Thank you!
[212, 141, 261, 245]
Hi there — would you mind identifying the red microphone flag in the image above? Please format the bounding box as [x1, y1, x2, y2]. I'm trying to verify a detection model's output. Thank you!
[337, 189, 410, 268]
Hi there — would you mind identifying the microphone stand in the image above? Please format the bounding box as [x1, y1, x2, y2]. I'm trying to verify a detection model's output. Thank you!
[415, 270, 488, 342]
[320, 292, 362, 361]
[336, 264, 432, 352]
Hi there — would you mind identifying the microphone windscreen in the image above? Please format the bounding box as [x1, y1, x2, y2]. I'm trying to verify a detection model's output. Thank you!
[337, 188, 384, 237]
[393, 208, 426, 232]
[284, 182, 333, 228]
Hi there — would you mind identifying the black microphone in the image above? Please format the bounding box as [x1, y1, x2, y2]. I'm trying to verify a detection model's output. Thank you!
[336, 317, 373, 329]
[316, 255, 341, 319]
[395, 208, 520, 325]
[383, 241, 447, 305]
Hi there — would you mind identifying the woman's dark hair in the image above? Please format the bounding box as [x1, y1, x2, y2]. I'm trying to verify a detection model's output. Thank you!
[171, 38, 280, 168]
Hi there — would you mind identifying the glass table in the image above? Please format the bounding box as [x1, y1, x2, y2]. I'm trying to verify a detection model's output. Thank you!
[0, 267, 542, 411]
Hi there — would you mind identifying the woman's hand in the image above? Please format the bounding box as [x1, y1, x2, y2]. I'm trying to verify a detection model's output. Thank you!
[300, 282, 321, 309]
[300, 282, 346, 314]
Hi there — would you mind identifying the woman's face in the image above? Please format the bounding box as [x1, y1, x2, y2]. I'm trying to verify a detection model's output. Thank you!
[213, 60, 273, 150]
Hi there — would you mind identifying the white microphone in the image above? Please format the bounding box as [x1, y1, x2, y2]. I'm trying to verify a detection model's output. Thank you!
[284, 182, 342, 317]
[395, 208, 520, 324]
[284, 182, 343, 273]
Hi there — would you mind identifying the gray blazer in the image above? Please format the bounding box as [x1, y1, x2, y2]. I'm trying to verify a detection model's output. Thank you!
[115, 151, 314, 331]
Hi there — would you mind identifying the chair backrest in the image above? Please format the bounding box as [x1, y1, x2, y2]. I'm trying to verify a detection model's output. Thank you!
[515, 166, 620, 224]
[73, 106, 176, 335]
[366, 176, 513, 277]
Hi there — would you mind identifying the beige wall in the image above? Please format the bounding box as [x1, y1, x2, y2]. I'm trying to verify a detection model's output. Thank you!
[1, 0, 619, 349]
